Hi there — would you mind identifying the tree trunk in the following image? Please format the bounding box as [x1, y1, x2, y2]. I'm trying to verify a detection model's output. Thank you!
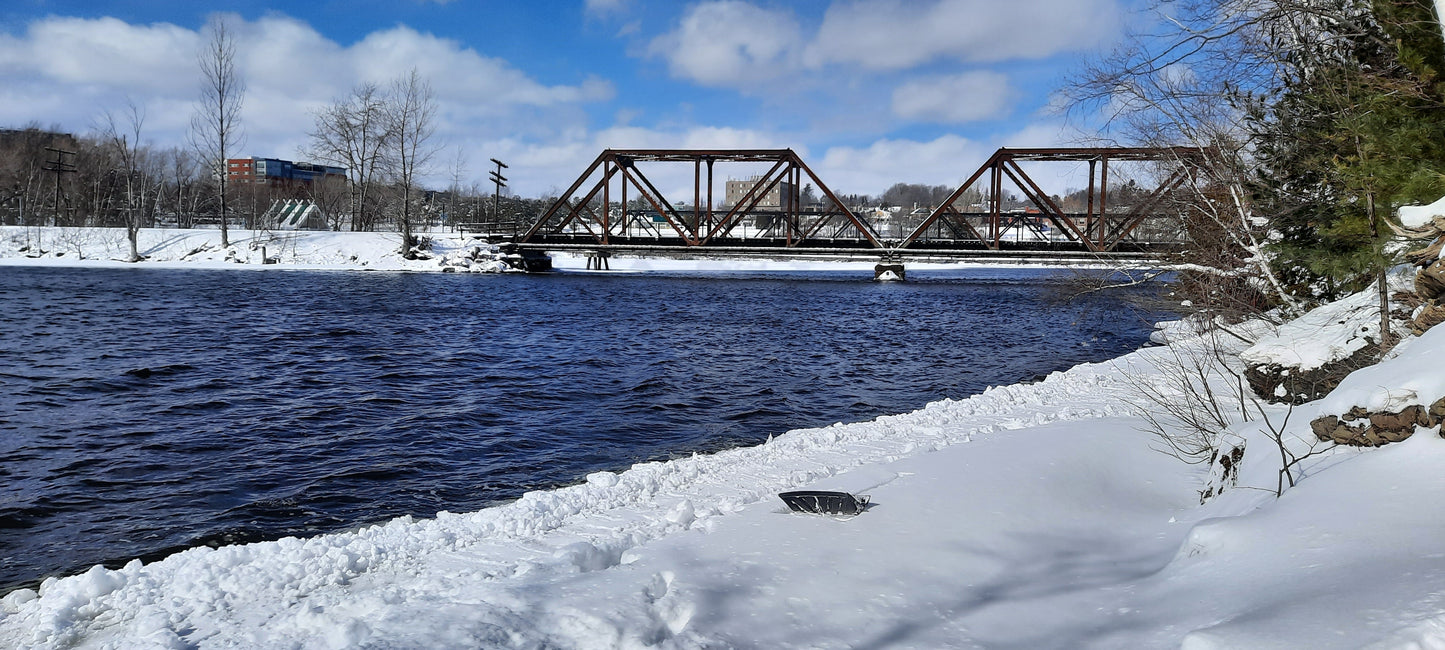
[1368, 190, 1391, 347]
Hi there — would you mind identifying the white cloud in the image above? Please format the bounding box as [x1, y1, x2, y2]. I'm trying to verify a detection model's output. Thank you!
[815, 124, 1098, 197]
[0, 14, 612, 188]
[806, 0, 1121, 70]
[0, 17, 199, 94]
[585, 0, 630, 14]
[646, 2, 802, 87]
[648, 0, 1120, 90]
[891, 71, 1014, 123]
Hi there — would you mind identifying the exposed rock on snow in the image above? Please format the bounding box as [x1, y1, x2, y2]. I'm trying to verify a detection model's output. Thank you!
[1396, 199, 1445, 334]
[1240, 280, 1406, 404]
[1310, 320, 1445, 446]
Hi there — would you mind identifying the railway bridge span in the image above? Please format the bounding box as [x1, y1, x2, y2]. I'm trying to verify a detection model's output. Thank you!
[508, 147, 1203, 277]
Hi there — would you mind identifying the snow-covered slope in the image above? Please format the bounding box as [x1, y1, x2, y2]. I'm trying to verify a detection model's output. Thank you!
[0, 226, 508, 272]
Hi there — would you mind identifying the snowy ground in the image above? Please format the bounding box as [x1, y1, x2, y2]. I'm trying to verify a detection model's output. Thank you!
[6, 227, 1445, 648]
[0, 226, 1026, 275]
[0, 226, 509, 272]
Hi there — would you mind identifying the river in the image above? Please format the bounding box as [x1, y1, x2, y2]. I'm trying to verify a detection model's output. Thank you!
[0, 265, 1167, 592]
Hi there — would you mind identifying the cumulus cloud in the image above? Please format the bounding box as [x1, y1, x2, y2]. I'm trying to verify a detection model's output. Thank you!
[814, 124, 1096, 197]
[0, 17, 200, 95]
[646, 2, 803, 87]
[891, 71, 1014, 123]
[648, 0, 1120, 89]
[806, 0, 1120, 70]
[0, 13, 612, 188]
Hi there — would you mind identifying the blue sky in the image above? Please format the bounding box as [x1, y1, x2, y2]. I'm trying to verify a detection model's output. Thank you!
[0, 0, 1138, 197]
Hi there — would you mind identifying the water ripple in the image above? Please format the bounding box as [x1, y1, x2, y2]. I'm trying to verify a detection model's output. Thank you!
[0, 265, 1166, 593]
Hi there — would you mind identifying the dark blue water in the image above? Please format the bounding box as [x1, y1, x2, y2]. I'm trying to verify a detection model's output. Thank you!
[0, 266, 1165, 592]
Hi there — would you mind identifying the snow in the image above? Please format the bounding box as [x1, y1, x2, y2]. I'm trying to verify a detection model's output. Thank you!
[1318, 319, 1445, 415]
[0, 226, 510, 273]
[1399, 195, 1445, 229]
[8, 231, 1445, 647]
[1239, 271, 1410, 371]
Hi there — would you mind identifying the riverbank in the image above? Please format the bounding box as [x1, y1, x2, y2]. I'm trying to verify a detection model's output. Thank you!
[4, 277, 1445, 647]
[0, 225, 1075, 274]
[0, 226, 508, 272]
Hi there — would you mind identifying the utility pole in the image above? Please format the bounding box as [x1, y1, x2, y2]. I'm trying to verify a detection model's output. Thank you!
[43, 147, 77, 226]
[489, 158, 508, 237]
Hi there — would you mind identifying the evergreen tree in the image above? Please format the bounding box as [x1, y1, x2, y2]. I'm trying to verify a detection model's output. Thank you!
[1253, 0, 1445, 308]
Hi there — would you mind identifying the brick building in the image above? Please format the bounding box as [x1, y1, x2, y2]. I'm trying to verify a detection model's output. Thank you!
[227, 157, 345, 187]
[723, 176, 795, 211]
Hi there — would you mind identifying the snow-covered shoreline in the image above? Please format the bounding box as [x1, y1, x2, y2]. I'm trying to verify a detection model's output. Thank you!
[0, 225, 1089, 275]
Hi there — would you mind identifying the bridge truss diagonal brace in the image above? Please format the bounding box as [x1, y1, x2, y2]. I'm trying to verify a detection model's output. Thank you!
[897, 146, 1205, 253]
[522, 149, 884, 250]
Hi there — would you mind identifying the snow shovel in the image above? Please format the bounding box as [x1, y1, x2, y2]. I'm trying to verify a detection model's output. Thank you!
[778, 490, 870, 516]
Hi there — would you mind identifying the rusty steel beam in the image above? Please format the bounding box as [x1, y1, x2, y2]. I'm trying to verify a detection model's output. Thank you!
[525, 146, 1196, 254]
[898, 146, 1202, 251]
[524, 149, 882, 249]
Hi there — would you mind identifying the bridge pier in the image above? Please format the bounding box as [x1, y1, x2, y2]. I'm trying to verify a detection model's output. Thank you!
[499, 244, 554, 273]
[584, 250, 611, 270]
[874, 253, 905, 281]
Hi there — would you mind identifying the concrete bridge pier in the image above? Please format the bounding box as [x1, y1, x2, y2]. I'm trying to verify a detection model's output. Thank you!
[585, 250, 611, 270]
[874, 253, 905, 281]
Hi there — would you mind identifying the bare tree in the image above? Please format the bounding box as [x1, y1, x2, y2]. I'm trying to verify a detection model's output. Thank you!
[98, 98, 148, 261]
[306, 83, 391, 231]
[383, 69, 438, 255]
[189, 16, 246, 248]
[445, 147, 469, 230]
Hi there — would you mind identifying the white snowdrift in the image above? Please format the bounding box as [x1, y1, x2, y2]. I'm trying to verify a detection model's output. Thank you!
[1399, 194, 1445, 229]
[1318, 317, 1445, 415]
[1239, 272, 1410, 372]
[0, 226, 508, 272]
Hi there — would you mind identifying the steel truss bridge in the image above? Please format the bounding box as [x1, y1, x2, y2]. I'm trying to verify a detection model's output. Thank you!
[514, 147, 1203, 268]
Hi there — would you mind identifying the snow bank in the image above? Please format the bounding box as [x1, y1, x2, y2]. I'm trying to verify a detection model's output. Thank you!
[0, 226, 509, 273]
[1399, 194, 1445, 229]
[1240, 275, 1408, 371]
[0, 341, 1146, 648]
[1317, 319, 1445, 415]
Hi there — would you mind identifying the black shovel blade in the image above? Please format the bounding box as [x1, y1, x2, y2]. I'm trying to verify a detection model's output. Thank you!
[778, 490, 868, 515]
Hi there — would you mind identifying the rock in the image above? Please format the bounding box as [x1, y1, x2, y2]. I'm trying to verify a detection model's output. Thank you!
[1313, 404, 1439, 447]
[1310, 415, 1341, 440]
[1417, 260, 1445, 301]
[1368, 405, 1429, 431]
[1414, 303, 1445, 336]
[1199, 443, 1246, 503]
[1405, 237, 1445, 267]
[1245, 343, 1382, 405]
[1431, 396, 1445, 424]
